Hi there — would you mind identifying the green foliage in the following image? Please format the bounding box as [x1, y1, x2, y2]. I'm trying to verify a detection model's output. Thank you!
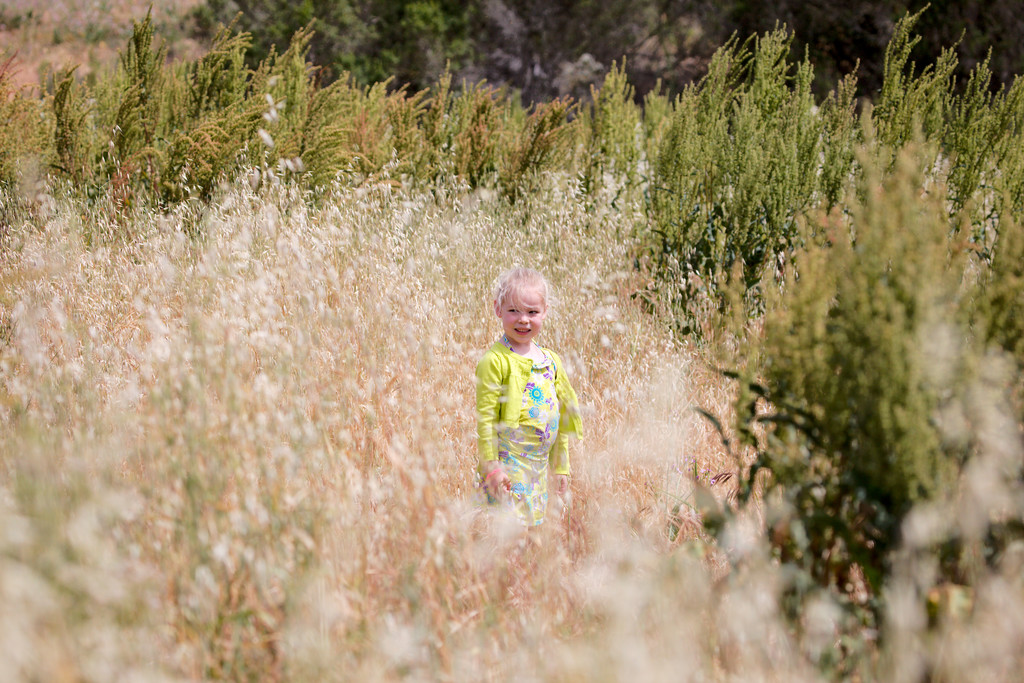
[702, 149, 988, 640]
[975, 213, 1024, 371]
[944, 54, 999, 218]
[649, 29, 827, 330]
[159, 25, 260, 205]
[36, 15, 609, 220]
[181, 23, 252, 122]
[583, 61, 642, 196]
[189, 0, 1024, 110]
[499, 97, 576, 202]
[51, 67, 91, 185]
[731, 0, 1024, 102]
[640, 81, 674, 176]
[0, 54, 47, 190]
[26, 5, 1024, 256]
[108, 11, 166, 188]
[874, 9, 958, 152]
[193, 0, 472, 91]
[298, 74, 364, 188]
[444, 80, 505, 186]
[310, 77, 421, 181]
[989, 77, 1024, 224]
[648, 13, 1024, 337]
[818, 72, 860, 209]
[365, 0, 473, 89]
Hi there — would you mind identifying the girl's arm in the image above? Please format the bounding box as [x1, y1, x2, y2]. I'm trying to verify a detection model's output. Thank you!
[549, 431, 570, 475]
[476, 354, 512, 497]
[548, 348, 578, 476]
[475, 354, 504, 468]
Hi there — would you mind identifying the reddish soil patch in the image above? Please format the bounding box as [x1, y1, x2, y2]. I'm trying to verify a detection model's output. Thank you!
[1, 0, 204, 91]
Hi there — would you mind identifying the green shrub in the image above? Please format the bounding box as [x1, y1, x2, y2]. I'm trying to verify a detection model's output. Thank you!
[649, 28, 827, 331]
[582, 61, 642, 198]
[34, 10, 667, 214]
[639, 80, 675, 182]
[0, 55, 47, 190]
[499, 97, 576, 202]
[698, 146, 1024, 660]
[872, 10, 957, 159]
[648, 13, 1024, 338]
[298, 74, 365, 189]
[108, 11, 166, 191]
[444, 78, 506, 187]
[817, 72, 860, 209]
[974, 212, 1024, 375]
[49, 14, 168, 205]
[159, 25, 262, 205]
[193, 0, 472, 91]
[50, 67, 91, 186]
[48, 19, 316, 210]
[988, 77, 1024, 225]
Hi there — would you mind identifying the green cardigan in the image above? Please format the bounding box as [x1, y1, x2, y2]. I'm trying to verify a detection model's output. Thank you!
[475, 341, 583, 475]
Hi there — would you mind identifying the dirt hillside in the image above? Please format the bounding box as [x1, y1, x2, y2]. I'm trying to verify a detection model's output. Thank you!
[1, 0, 203, 90]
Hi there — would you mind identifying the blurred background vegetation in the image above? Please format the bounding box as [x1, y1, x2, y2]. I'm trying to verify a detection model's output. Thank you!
[4, 1, 1017, 102]
[186, 0, 1024, 102]
[2, 2, 1024, 679]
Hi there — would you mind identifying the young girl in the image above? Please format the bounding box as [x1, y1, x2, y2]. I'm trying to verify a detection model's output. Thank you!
[475, 267, 583, 526]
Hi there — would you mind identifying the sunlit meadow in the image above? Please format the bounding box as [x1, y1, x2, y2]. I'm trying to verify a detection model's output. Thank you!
[3, 9, 1024, 679]
[4, 160, 1024, 682]
[0, 168, 746, 680]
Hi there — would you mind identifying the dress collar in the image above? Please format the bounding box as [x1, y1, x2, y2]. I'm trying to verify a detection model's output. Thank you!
[500, 336, 551, 368]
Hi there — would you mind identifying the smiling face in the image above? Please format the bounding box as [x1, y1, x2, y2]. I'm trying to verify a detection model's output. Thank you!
[495, 285, 548, 354]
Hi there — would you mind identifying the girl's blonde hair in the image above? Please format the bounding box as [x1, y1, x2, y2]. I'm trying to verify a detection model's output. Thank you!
[494, 267, 551, 308]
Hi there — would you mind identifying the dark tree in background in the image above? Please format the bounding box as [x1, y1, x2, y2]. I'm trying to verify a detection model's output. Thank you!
[732, 0, 1024, 98]
[191, 0, 1024, 102]
[457, 0, 728, 103]
[191, 0, 474, 87]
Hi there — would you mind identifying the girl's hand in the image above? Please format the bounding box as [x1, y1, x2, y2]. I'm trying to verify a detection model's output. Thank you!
[480, 461, 510, 498]
[551, 473, 569, 497]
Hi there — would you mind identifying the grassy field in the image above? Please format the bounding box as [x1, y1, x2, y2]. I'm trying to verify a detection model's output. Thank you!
[0, 171, 751, 680]
[3, 6, 1024, 682]
[5, 169, 1022, 683]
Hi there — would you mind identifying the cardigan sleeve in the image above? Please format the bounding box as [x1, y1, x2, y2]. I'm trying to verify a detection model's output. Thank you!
[547, 348, 581, 475]
[549, 431, 571, 475]
[475, 351, 504, 465]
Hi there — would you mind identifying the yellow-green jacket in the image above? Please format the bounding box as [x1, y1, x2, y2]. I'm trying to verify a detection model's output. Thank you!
[475, 341, 583, 475]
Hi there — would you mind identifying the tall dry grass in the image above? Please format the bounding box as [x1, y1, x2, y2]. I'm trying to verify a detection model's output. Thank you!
[2, 166, 1022, 681]
[0, 170, 738, 680]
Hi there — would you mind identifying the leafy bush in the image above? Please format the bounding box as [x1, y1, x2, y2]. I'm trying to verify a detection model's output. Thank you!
[872, 10, 958, 153]
[581, 61, 642, 198]
[732, 0, 1024, 100]
[438, 77, 505, 186]
[699, 146, 1024, 672]
[647, 11, 1024, 337]
[0, 54, 47, 191]
[682, 15, 1024, 670]
[192, 0, 472, 91]
[36, 16, 615, 222]
[51, 67, 92, 187]
[648, 29, 830, 331]
[974, 212, 1024, 380]
[499, 97, 576, 202]
[158, 25, 261, 206]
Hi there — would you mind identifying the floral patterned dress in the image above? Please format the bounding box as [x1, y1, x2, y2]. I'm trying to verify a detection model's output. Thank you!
[489, 341, 561, 526]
